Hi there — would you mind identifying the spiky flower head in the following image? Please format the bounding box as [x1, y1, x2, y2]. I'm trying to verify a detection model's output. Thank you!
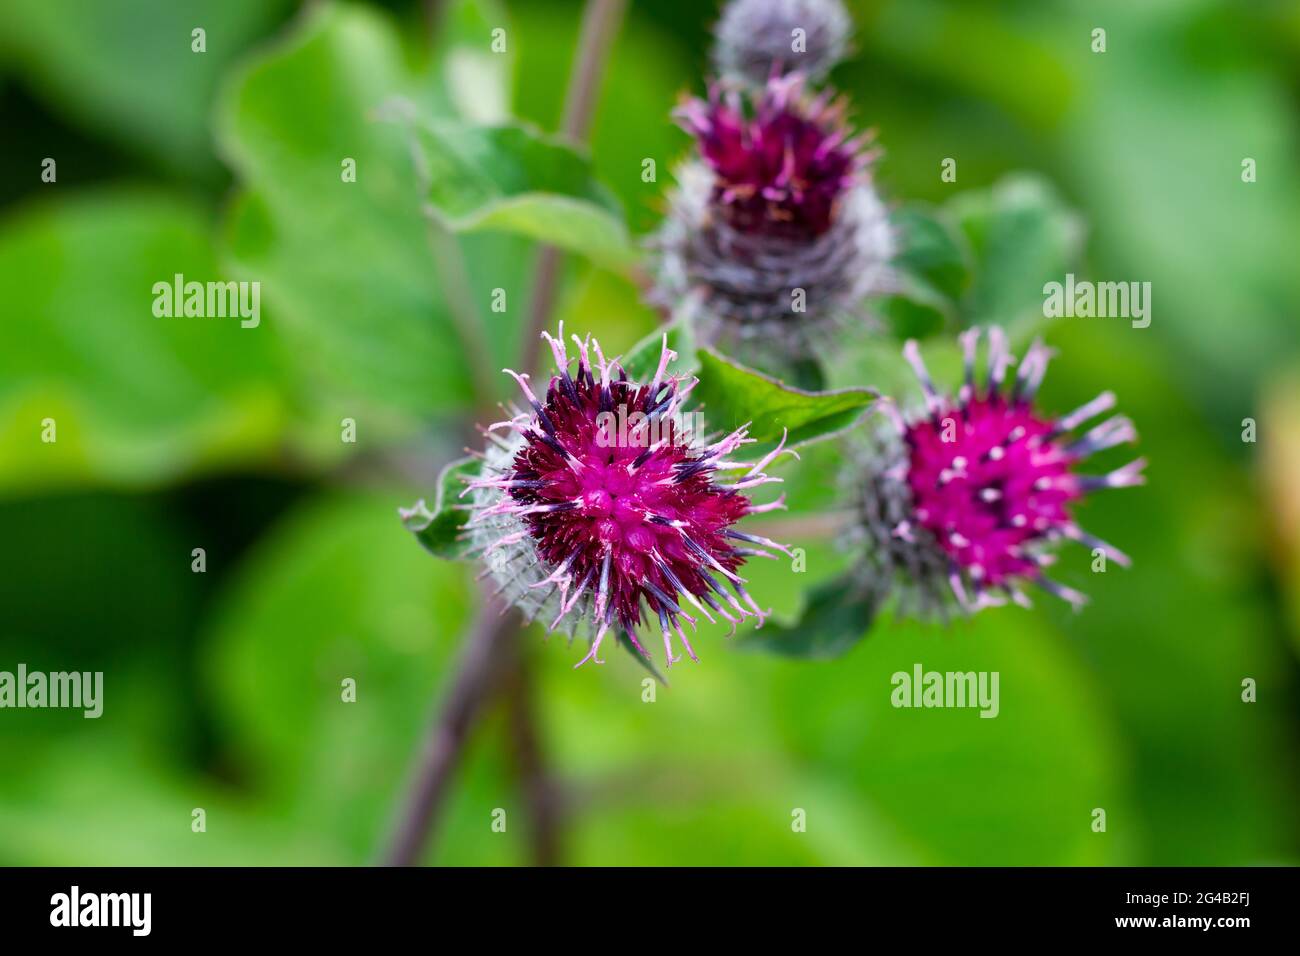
[855, 328, 1146, 616]
[464, 327, 792, 668]
[713, 0, 853, 88]
[651, 73, 894, 358]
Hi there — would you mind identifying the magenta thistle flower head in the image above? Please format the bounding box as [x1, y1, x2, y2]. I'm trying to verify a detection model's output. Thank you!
[465, 327, 791, 668]
[684, 74, 862, 240]
[857, 328, 1146, 615]
[713, 0, 853, 88]
[652, 73, 893, 356]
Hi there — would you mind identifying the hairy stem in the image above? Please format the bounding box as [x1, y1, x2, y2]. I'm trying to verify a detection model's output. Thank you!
[521, 0, 628, 375]
[499, 0, 627, 863]
[380, 591, 520, 866]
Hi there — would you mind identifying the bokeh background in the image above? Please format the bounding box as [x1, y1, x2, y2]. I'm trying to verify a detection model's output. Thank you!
[1, 0, 1298, 865]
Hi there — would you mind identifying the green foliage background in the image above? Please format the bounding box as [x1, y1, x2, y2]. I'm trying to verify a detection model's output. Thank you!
[0, 0, 1298, 865]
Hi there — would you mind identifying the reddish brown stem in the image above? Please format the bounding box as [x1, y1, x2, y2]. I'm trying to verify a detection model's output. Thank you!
[380, 592, 519, 866]
[502, 644, 564, 866]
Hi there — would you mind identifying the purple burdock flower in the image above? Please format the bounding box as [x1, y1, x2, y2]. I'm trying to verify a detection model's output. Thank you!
[464, 327, 792, 668]
[713, 0, 852, 88]
[652, 73, 893, 357]
[857, 328, 1146, 615]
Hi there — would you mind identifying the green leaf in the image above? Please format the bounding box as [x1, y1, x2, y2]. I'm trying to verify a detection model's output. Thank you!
[891, 204, 971, 303]
[203, 492, 480, 860]
[408, 119, 638, 272]
[822, 172, 1082, 401]
[737, 571, 876, 659]
[877, 283, 952, 341]
[0, 0, 293, 175]
[874, 179, 1080, 343]
[509, 2, 692, 235]
[401, 456, 482, 560]
[728, 346, 830, 393]
[781, 356, 829, 391]
[216, 3, 482, 421]
[877, 204, 968, 338]
[693, 348, 876, 447]
[947, 172, 1084, 330]
[0, 191, 288, 493]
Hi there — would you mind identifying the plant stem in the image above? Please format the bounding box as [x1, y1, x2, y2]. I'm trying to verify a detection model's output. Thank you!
[559, 0, 628, 143]
[383, 0, 628, 869]
[496, 0, 627, 862]
[502, 643, 564, 866]
[521, 0, 628, 376]
[380, 590, 520, 866]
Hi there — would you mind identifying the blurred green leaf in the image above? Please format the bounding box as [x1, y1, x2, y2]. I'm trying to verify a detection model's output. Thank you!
[1043, 318, 1300, 864]
[826, 173, 1079, 402]
[693, 348, 876, 447]
[430, 0, 514, 123]
[1059, 0, 1300, 427]
[877, 277, 953, 341]
[216, 3, 477, 422]
[0, 192, 288, 492]
[861, 0, 1074, 133]
[0, 492, 213, 784]
[0, 738, 339, 866]
[891, 204, 971, 302]
[784, 609, 1130, 864]
[409, 119, 637, 272]
[947, 172, 1084, 330]
[0, 0, 292, 174]
[532, 569, 1128, 864]
[877, 203, 969, 338]
[401, 455, 480, 560]
[739, 571, 876, 659]
[204, 492, 476, 859]
[873, 175, 1086, 351]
